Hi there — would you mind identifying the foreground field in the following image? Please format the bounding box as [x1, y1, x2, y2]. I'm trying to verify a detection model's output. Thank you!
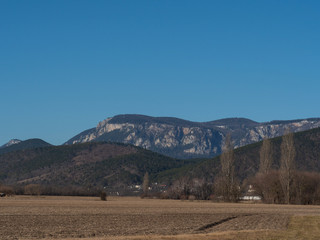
[1, 196, 320, 240]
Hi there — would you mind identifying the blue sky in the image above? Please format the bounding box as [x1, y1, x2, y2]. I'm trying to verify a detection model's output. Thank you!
[1, 0, 320, 145]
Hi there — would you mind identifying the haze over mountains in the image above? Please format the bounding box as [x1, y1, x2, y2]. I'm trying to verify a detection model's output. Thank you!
[65, 114, 320, 159]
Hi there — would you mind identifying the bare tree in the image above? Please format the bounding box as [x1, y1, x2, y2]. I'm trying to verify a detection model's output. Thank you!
[217, 134, 238, 202]
[142, 172, 149, 196]
[24, 184, 41, 196]
[166, 176, 191, 199]
[259, 138, 273, 174]
[280, 129, 296, 204]
[251, 170, 284, 204]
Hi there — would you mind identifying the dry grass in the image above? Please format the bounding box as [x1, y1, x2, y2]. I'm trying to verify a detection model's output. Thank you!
[1, 196, 320, 240]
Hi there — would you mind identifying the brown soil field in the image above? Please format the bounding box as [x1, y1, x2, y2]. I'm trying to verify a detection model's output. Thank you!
[1, 196, 320, 240]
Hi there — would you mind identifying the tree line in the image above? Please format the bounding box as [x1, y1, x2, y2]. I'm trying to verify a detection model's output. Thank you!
[251, 130, 320, 204]
[0, 183, 101, 197]
[158, 129, 320, 204]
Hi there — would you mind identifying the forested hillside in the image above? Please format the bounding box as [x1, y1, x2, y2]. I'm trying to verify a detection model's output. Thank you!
[158, 127, 320, 183]
[0, 142, 194, 194]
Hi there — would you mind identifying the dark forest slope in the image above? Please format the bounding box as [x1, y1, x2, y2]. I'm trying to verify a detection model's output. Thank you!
[0, 142, 193, 189]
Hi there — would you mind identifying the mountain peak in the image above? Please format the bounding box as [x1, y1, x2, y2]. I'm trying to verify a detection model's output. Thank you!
[1, 139, 22, 148]
[0, 138, 52, 155]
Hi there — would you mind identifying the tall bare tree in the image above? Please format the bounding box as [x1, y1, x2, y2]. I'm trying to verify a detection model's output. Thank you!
[259, 137, 273, 174]
[280, 129, 296, 204]
[218, 133, 238, 202]
[142, 172, 149, 196]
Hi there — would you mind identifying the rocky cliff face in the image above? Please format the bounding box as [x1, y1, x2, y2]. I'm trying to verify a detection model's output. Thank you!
[0, 139, 21, 148]
[66, 115, 320, 159]
[239, 119, 320, 147]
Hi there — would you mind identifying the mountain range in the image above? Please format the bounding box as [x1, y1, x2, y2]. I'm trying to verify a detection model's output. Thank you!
[65, 114, 320, 159]
[1, 126, 320, 193]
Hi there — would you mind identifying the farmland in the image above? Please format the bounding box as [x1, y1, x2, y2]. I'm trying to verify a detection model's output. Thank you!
[1, 196, 320, 240]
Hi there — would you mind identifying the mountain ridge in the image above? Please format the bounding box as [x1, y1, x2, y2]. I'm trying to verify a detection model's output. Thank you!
[65, 114, 320, 159]
[0, 138, 52, 155]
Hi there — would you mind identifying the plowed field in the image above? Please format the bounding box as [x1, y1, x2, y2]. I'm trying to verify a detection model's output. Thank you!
[1, 196, 320, 240]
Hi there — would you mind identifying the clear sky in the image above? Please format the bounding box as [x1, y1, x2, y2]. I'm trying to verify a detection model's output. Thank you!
[1, 0, 320, 145]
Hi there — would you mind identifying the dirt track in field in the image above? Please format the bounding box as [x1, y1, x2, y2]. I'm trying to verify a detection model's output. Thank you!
[1, 196, 320, 239]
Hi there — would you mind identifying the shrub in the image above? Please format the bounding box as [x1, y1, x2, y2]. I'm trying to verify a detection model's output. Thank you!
[0, 185, 14, 196]
[100, 191, 107, 201]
